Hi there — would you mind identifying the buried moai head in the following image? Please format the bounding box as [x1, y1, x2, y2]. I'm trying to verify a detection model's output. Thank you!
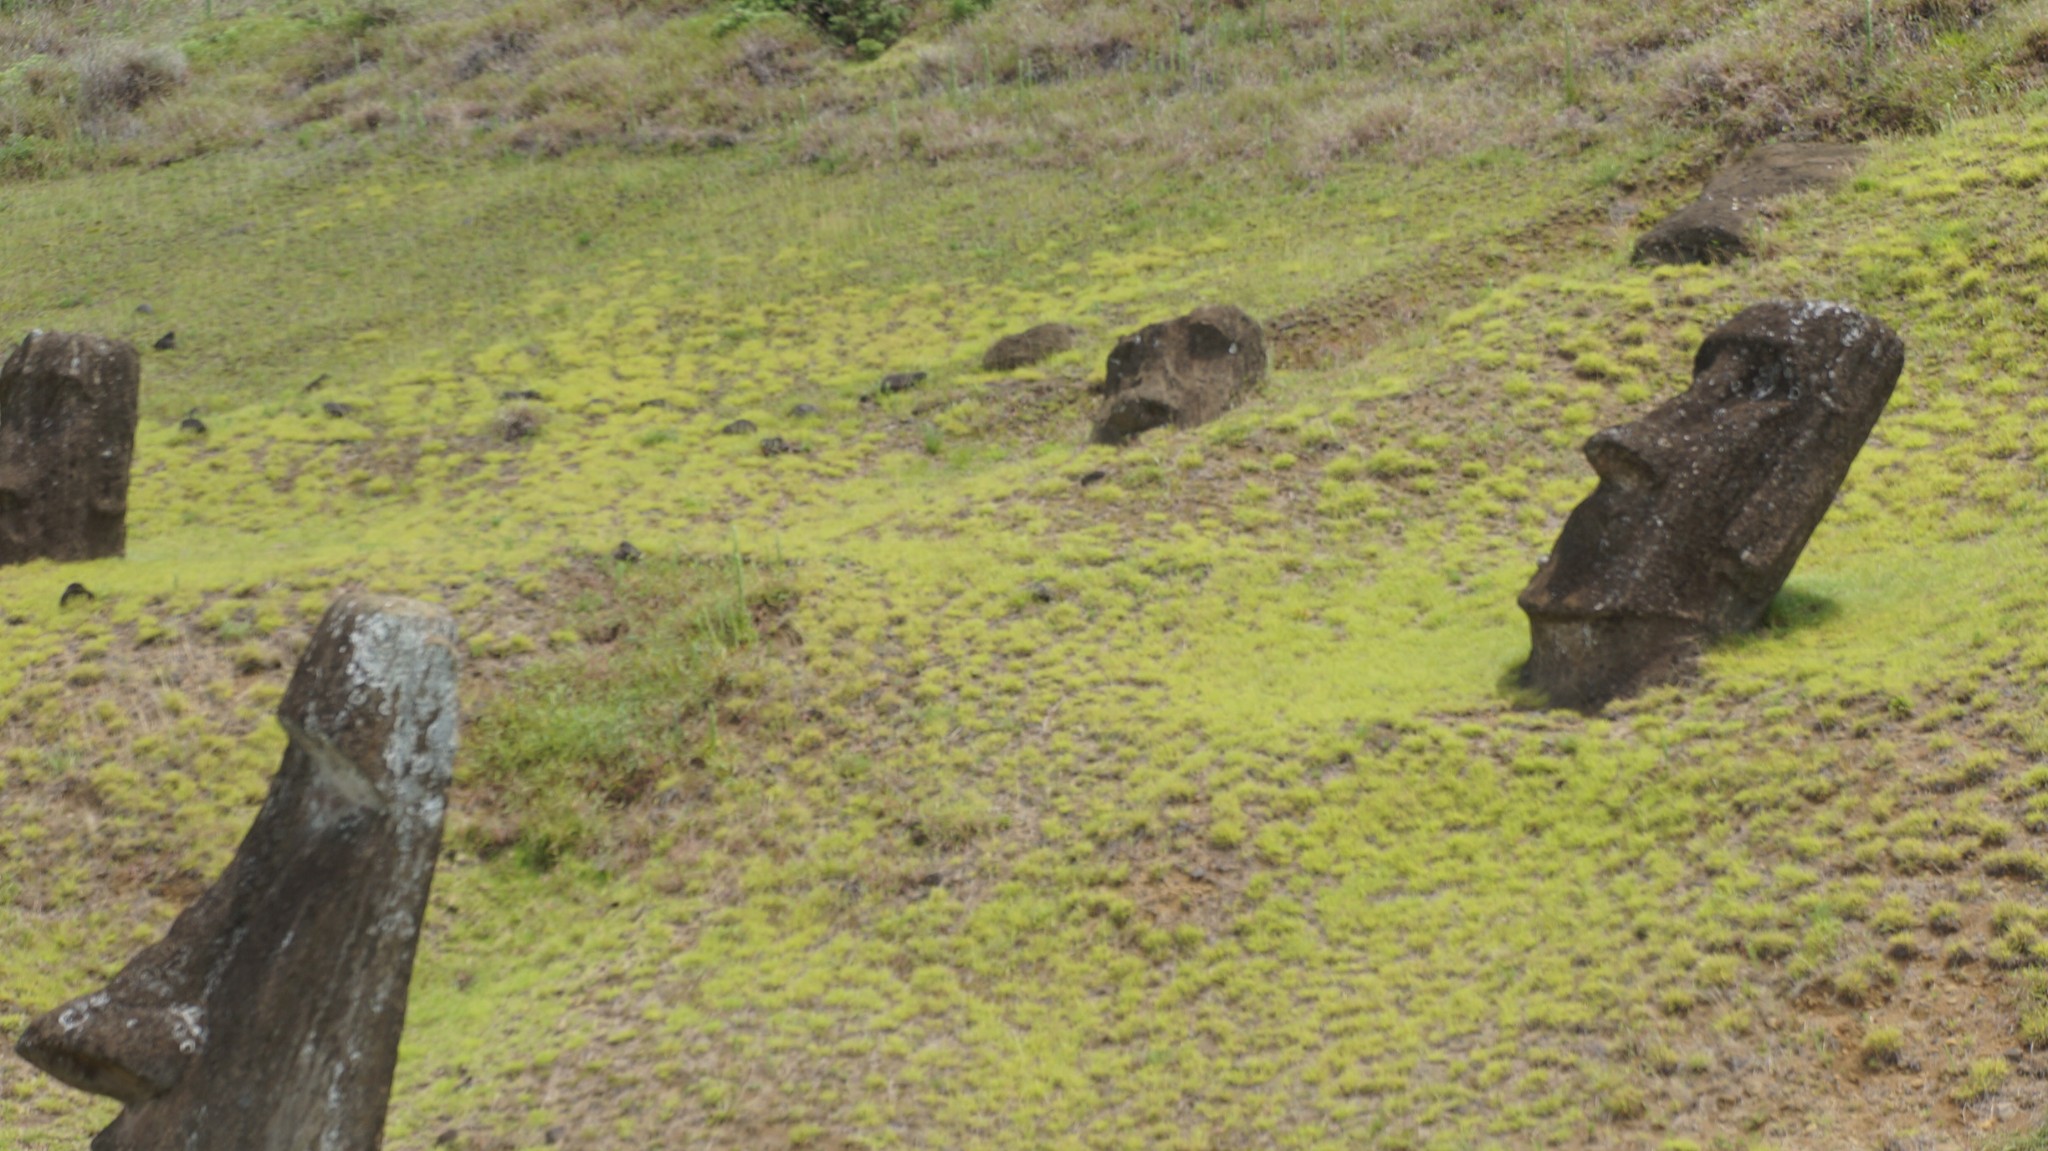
[14, 594, 459, 1151]
[0, 331, 141, 567]
[1091, 305, 1265, 444]
[1517, 301, 1904, 710]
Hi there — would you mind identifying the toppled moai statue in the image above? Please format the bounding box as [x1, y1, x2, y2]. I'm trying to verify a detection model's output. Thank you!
[1517, 301, 1903, 711]
[1091, 305, 1265, 445]
[1633, 143, 1864, 266]
[15, 593, 460, 1151]
[0, 331, 141, 566]
[982, 323, 1080, 372]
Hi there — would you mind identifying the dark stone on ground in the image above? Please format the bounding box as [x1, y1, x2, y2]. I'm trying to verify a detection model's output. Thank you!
[178, 416, 206, 435]
[303, 375, 328, 393]
[321, 402, 354, 418]
[152, 332, 176, 351]
[759, 436, 804, 457]
[612, 541, 643, 563]
[721, 419, 758, 435]
[1633, 143, 1864, 266]
[499, 389, 544, 401]
[878, 372, 926, 395]
[1092, 305, 1266, 444]
[0, 331, 141, 567]
[789, 403, 822, 418]
[982, 323, 1081, 372]
[15, 594, 459, 1151]
[134, 305, 153, 316]
[1078, 469, 1108, 486]
[60, 582, 94, 608]
[1027, 582, 1055, 603]
[1517, 301, 1903, 711]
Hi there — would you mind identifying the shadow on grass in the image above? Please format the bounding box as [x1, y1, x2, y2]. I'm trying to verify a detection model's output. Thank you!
[1760, 583, 1842, 635]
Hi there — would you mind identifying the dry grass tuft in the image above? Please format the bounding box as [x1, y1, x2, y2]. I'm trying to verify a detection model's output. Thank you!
[76, 42, 187, 116]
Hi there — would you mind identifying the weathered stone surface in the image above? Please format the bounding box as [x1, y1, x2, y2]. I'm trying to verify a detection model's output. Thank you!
[981, 323, 1080, 372]
[1633, 143, 1864, 266]
[1517, 301, 1903, 710]
[1091, 305, 1265, 445]
[0, 331, 141, 567]
[15, 593, 460, 1151]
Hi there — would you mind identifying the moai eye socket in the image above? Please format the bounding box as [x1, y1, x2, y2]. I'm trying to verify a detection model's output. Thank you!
[1185, 322, 1235, 361]
[1702, 338, 1800, 404]
[1738, 357, 1797, 402]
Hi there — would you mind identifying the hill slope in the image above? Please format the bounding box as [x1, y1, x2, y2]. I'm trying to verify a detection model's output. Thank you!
[7, 3, 2048, 1150]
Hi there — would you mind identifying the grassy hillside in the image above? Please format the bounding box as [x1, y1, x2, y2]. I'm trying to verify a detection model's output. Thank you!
[8, 2, 2048, 1150]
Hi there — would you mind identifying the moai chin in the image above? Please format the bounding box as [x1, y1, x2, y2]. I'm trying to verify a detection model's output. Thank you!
[15, 594, 460, 1151]
[1091, 305, 1266, 444]
[1517, 301, 1904, 711]
[0, 331, 141, 566]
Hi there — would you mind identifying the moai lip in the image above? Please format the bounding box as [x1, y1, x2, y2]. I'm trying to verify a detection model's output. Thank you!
[0, 331, 141, 566]
[1091, 305, 1266, 445]
[15, 594, 461, 1151]
[1517, 301, 1904, 711]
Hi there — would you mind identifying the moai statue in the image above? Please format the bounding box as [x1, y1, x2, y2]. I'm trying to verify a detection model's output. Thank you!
[1632, 142, 1864, 266]
[1091, 305, 1266, 444]
[0, 331, 142, 566]
[1518, 301, 1903, 711]
[15, 594, 460, 1150]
